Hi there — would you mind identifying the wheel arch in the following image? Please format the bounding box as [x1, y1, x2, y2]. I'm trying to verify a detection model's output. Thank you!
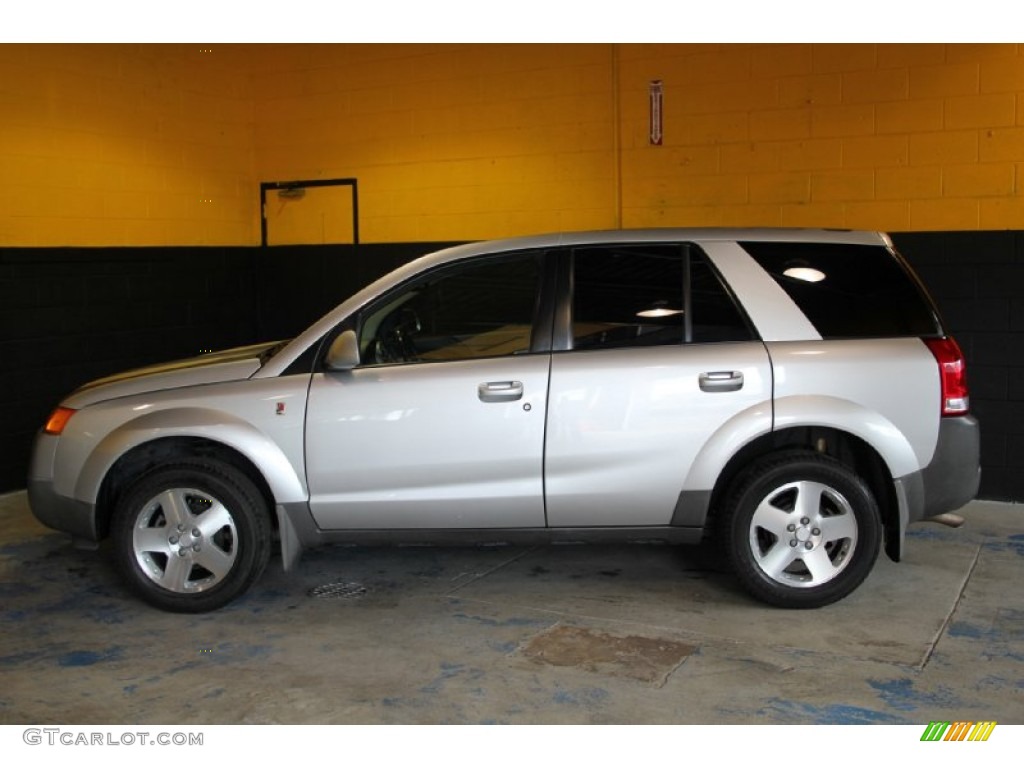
[705, 426, 902, 562]
[86, 410, 305, 539]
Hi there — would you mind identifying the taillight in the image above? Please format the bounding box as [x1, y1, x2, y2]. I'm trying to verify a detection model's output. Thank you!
[43, 406, 77, 435]
[923, 337, 969, 416]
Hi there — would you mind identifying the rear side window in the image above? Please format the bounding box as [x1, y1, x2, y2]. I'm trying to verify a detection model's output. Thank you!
[740, 242, 941, 338]
[571, 244, 754, 350]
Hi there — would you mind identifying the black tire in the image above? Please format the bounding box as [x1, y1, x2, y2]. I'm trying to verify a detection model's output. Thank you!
[111, 459, 272, 613]
[720, 451, 882, 609]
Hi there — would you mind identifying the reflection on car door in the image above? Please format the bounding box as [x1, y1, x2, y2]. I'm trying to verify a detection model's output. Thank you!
[304, 252, 550, 530]
[544, 244, 773, 527]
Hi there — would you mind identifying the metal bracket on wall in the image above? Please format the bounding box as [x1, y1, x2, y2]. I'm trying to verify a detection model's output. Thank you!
[259, 178, 359, 247]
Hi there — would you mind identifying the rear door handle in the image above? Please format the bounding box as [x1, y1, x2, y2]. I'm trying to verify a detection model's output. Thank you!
[478, 380, 524, 402]
[699, 371, 744, 392]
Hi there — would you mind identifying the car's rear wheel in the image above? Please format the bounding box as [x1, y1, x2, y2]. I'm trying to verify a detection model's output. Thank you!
[720, 451, 882, 609]
[111, 459, 271, 612]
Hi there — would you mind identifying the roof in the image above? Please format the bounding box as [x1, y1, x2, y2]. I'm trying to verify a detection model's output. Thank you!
[427, 228, 890, 263]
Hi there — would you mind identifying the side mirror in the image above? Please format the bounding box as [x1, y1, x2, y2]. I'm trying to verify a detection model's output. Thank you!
[324, 329, 360, 371]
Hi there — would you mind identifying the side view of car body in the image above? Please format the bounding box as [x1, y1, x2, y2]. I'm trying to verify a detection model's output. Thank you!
[28, 229, 981, 612]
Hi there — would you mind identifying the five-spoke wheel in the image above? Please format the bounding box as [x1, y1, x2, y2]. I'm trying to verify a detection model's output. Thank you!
[721, 451, 881, 608]
[113, 460, 271, 613]
[131, 487, 239, 593]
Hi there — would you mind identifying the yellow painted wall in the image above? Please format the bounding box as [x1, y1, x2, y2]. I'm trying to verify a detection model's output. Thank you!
[618, 43, 1024, 230]
[2, 43, 1023, 246]
[0, 44, 255, 246]
[252, 44, 618, 242]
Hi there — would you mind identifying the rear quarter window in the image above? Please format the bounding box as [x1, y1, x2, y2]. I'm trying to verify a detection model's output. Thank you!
[740, 241, 942, 339]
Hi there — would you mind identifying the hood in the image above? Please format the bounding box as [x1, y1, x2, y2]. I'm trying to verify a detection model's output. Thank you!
[63, 341, 284, 409]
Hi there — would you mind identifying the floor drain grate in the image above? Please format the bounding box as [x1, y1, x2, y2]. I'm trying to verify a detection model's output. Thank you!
[308, 581, 367, 599]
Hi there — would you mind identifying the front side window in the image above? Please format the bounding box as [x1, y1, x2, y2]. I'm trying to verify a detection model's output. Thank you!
[571, 244, 753, 351]
[358, 253, 542, 365]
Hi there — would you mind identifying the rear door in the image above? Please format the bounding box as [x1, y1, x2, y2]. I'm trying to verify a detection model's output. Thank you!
[544, 243, 773, 527]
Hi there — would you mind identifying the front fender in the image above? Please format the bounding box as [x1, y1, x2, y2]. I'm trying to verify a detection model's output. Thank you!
[72, 407, 308, 505]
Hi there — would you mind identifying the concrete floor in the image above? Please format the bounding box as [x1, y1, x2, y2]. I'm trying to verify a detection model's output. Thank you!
[0, 490, 1021, 725]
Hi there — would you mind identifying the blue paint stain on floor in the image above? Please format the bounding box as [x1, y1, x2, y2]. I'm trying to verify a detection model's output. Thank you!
[58, 646, 123, 667]
[552, 685, 610, 708]
[763, 698, 908, 725]
[0, 538, 66, 558]
[452, 613, 547, 628]
[488, 640, 519, 654]
[0, 650, 47, 667]
[85, 603, 128, 625]
[975, 674, 1024, 691]
[868, 678, 963, 712]
[947, 621, 988, 640]
[905, 528, 959, 543]
[983, 540, 1024, 557]
[417, 661, 488, 697]
[210, 642, 276, 661]
[0, 582, 40, 598]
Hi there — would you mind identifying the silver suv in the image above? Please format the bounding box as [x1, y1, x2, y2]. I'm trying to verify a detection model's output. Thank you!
[28, 229, 981, 612]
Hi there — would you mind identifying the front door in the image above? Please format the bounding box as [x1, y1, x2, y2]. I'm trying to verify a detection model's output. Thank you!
[304, 251, 550, 530]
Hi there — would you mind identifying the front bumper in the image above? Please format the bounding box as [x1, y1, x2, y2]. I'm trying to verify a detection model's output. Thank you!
[27, 478, 99, 541]
[27, 431, 99, 541]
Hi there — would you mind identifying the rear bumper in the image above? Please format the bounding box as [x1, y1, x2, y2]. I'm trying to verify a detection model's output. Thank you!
[889, 415, 979, 562]
[918, 414, 981, 520]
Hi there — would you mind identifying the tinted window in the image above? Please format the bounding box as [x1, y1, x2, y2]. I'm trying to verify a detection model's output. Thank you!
[741, 242, 940, 339]
[689, 255, 756, 343]
[571, 244, 753, 351]
[359, 253, 542, 365]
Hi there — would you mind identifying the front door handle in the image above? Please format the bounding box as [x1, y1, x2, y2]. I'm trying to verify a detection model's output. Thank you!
[478, 380, 524, 402]
[699, 371, 744, 393]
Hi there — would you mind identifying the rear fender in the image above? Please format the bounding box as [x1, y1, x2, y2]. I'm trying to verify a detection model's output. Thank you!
[772, 395, 919, 479]
[681, 401, 773, 492]
[679, 395, 914, 530]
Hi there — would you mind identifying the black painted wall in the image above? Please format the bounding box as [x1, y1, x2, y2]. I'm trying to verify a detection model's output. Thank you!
[2, 233, 1021, 501]
[0, 243, 451, 495]
[892, 231, 1024, 504]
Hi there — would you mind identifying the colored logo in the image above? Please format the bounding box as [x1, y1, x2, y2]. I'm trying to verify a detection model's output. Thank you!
[920, 721, 997, 742]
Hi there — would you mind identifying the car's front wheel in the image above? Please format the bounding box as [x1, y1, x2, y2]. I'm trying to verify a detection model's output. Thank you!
[111, 459, 272, 612]
[720, 451, 882, 609]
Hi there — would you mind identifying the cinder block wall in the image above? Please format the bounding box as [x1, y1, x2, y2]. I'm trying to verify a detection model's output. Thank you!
[251, 43, 1024, 240]
[252, 44, 620, 241]
[3, 44, 1021, 246]
[0, 44, 256, 246]
[617, 44, 1024, 230]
